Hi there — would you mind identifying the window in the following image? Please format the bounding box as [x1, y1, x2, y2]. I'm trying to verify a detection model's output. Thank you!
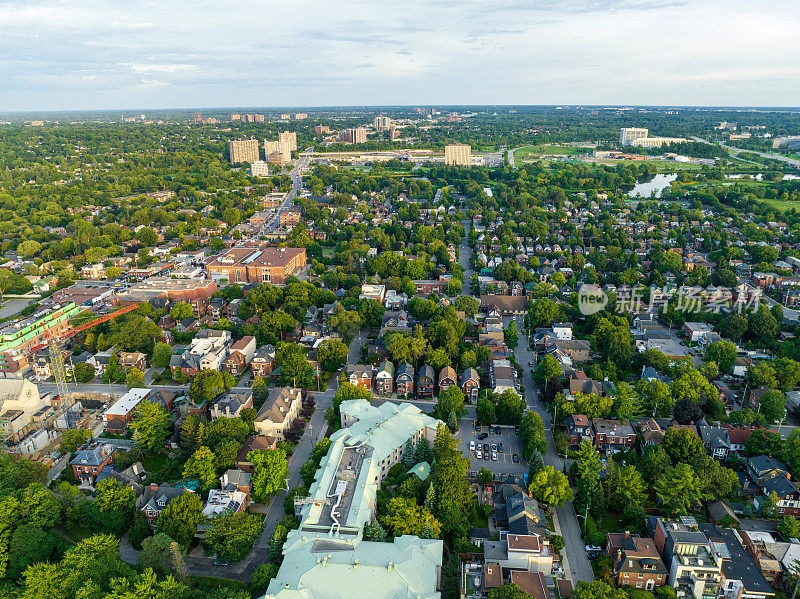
[262, 272, 272, 282]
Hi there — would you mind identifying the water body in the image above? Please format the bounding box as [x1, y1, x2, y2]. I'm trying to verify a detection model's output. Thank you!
[630, 174, 678, 198]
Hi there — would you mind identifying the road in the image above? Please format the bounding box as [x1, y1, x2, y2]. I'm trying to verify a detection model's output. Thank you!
[507, 146, 528, 168]
[263, 153, 311, 233]
[513, 316, 594, 584]
[692, 136, 800, 168]
[459, 220, 474, 296]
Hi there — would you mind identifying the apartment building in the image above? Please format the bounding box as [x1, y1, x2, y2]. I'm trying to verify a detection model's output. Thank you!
[228, 139, 260, 164]
[206, 247, 307, 285]
[444, 143, 471, 166]
[278, 131, 297, 151]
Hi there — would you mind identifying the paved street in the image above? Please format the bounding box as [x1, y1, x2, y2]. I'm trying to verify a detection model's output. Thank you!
[513, 318, 594, 584]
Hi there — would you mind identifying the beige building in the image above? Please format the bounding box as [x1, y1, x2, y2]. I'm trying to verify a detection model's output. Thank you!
[250, 161, 270, 177]
[0, 379, 46, 441]
[278, 131, 297, 152]
[294, 113, 307, 120]
[619, 128, 649, 146]
[340, 127, 367, 144]
[253, 387, 302, 440]
[373, 115, 392, 131]
[229, 139, 260, 164]
[444, 143, 472, 166]
[265, 139, 292, 164]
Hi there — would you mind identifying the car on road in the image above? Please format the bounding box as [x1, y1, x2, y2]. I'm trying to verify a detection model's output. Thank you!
[585, 545, 602, 553]
[512, 453, 519, 463]
[477, 432, 488, 440]
[528, 361, 535, 366]
[469, 441, 475, 451]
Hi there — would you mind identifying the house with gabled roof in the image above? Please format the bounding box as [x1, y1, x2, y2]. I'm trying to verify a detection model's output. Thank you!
[374, 360, 395, 395]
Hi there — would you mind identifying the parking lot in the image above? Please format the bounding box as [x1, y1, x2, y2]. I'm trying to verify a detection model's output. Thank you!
[457, 417, 529, 483]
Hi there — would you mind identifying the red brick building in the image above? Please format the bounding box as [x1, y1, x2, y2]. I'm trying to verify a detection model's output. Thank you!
[206, 247, 306, 285]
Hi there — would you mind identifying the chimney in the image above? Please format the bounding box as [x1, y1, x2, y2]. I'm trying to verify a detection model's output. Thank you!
[624, 530, 630, 539]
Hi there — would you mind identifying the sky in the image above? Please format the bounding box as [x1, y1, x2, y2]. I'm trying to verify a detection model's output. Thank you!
[1, 0, 799, 111]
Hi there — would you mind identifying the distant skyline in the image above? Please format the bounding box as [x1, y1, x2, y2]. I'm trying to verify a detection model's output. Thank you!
[1, 0, 799, 111]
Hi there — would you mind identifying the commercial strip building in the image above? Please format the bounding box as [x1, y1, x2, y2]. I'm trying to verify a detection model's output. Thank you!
[262, 399, 443, 599]
[117, 276, 217, 302]
[228, 139, 260, 164]
[206, 247, 307, 285]
[444, 143, 471, 166]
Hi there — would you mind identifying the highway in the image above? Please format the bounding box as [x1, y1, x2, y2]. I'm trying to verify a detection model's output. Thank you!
[262, 152, 312, 233]
[692, 136, 800, 168]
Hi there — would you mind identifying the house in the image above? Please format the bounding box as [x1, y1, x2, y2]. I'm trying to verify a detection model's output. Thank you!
[438, 365, 456, 393]
[748, 386, 771, 411]
[683, 322, 715, 342]
[483, 533, 553, 575]
[396, 363, 414, 396]
[139, 483, 191, 524]
[253, 387, 302, 440]
[637, 418, 666, 447]
[413, 364, 434, 398]
[118, 351, 146, 370]
[251, 345, 276, 378]
[222, 335, 256, 375]
[489, 359, 518, 397]
[698, 524, 775, 599]
[564, 414, 593, 447]
[546, 339, 591, 364]
[210, 391, 253, 419]
[747, 455, 790, 486]
[460, 367, 479, 401]
[236, 435, 277, 473]
[569, 371, 603, 396]
[220, 469, 252, 505]
[697, 420, 732, 459]
[480, 294, 528, 316]
[611, 534, 668, 590]
[347, 365, 374, 390]
[0, 379, 47, 441]
[510, 571, 549, 599]
[202, 489, 247, 519]
[733, 356, 753, 377]
[374, 360, 395, 395]
[591, 418, 636, 454]
[552, 322, 573, 340]
[71, 440, 132, 485]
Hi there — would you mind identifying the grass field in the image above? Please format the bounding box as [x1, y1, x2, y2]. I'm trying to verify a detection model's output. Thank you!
[514, 144, 585, 158]
[759, 198, 800, 212]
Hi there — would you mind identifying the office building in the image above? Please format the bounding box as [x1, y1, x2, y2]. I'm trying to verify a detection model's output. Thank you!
[262, 399, 443, 599]
[278, 131, 297, 151]
[619, 128, 687, 148]
[620, 128, 649, 145]
[773, 136, 800, 150]
[294, 113, 307, 120]
[228, 139, 260, 164]
[444, 143, 472, 166]
[250, 161, 270, 177]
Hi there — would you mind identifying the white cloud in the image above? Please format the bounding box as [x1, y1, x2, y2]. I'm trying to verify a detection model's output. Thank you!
[128, 63, 198, 74]
[135, 79, 170, 88]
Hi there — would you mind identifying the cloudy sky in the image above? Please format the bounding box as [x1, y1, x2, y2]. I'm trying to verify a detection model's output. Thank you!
[1, 0, 798, 111]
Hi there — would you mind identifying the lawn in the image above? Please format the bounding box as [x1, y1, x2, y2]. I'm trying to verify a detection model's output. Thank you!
[58, 524, 93, 544]
[515, 144, 584, 158]
[759, 198, 800, 212]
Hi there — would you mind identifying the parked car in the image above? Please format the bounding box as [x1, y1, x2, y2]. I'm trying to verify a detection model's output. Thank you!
[528, 361, 535, 366]
[512, 453, 519, 463]
[491, 443, 497, 452]
[492, 451, 498, 461]
[476, 451, 482, 460]
[483, 443, 489, 452]
[470, 441, 475, 451]
[478, 432, 488, 440]
[498, 443, 504, 453]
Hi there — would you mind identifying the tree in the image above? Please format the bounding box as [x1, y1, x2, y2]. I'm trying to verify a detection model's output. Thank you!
[654, 463, 703, 515]
[496, 389, 525, 424]
[91, 478, 135, 536]
[775, 357, 800, 391]
[636, 378, 673, 417]
[748, 361, 778, 389]
[746, 428, 783, 456]
[381, 496, 441, 538]
[359, 299, 385, 328]
[504, 321, 519, 349]
[129, 401, 171, 455]
[435, 385, 465, 420]
[125, 367, 146, 390]
[778, 515, 800, 541]
[670, 369, 718, 406]
[363, 518, 387, 542]
[662, 427, 704, 464]
[455, 296, 479, 318]
[760, 389, 786, 423]
[251, 563, 280, 595]
[489, 584, 530, 599]
[747, 305, 778, 345]
[328, 305, 363, 343]
[189, 369, 234, 405]
[73, 362, 95, 383]
[204, 511, 264, 563]
[476, 394, 495, 425]
[182, 446, 218, 489]
[572, 581, 628, 599]
[249, 448, 288, 502]
[157, 492, 204, 546]
[477, 466, 493, 488]
[605, 463, 646, 513]
[60, 427, 91, 454]
[673, 398, 703, 425]
[129, 510, 152, 550]
[692, 454, 739, 501]
[140, 533, 186, 578]
[720, 312, 748, 341]
[612, 381, 641, 420]
[535, 354, 562, 385]
[705, 340, 737, 373]
[426, 347, 451, 370]
[19, 482, 61, 528]
[528, 465, 573, 506]
[518, 410, 548, 458]
[591, 316, 633, 368]
[152, 342, 173, 369]
[317, 338, 348, 372]
[530, 297, 563, 328]
[7, 525, 58, 580]
[170, 302, 193, 321]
